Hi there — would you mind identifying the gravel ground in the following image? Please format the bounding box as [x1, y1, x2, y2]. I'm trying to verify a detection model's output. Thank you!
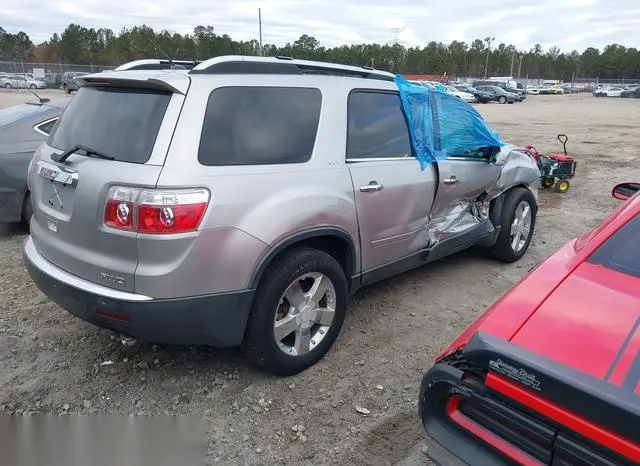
[1, 89, 639, 465]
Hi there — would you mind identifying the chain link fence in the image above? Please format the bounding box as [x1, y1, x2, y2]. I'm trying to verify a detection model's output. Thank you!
[0, 61, 113, 88]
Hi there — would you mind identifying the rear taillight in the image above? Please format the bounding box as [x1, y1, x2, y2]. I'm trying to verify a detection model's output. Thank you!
[104, 186, 138, 230]
[104, 186, 209, 234]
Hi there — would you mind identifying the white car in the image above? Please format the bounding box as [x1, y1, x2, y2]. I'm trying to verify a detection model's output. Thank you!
[594, 86, 623, 97]
[445, 85, 476, 103]
[0, 74, 47, 89]
[527, 87, 540, 95]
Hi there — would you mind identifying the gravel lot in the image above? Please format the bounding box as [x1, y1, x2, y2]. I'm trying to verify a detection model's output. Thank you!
[1, 89, 639, 465]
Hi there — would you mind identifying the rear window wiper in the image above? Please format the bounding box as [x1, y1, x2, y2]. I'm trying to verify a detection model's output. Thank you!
[52, 144, 116, 163]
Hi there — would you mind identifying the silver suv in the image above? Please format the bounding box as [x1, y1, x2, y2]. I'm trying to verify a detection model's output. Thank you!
[23, 56, 540, 375]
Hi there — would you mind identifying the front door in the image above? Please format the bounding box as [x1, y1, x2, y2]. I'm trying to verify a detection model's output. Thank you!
[346, 90, 438, 273]
[429, 151, 501, 239]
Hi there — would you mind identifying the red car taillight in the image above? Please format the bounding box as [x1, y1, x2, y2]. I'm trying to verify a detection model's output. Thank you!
[104, 186, 209, 234]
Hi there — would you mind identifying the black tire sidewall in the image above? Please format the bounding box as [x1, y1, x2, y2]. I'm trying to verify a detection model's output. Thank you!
[22, 192, 33, 225]
[490, 188, 537, 262]
[242, 248, 348, 376]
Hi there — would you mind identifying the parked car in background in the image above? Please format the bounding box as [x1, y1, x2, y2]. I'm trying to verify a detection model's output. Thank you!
[0, 96, 71, 224]
[546, 85, 565, 95]
[456, 85, 494, 103]
[445, 85, 476, 103]
[0, 74, 47, 89]
[475, 85, 519, 104]
[43, 73, 63, 89]
[23, 56, 540, 377]
[419, 181, 640, 466]
[594, 86, 624, 97]
[61, 71, 89, 93]
[526, 86, 540, 95]
[621, 87, 640, 98]
[473, 80, 526, 101]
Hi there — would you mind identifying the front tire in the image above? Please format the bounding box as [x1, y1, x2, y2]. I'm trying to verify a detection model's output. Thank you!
[487, 188, 537, 263]
[30, 84, 36, 89]
[242, 248, 348, 376]
[63, 84, 70, 94]
[4, 83, 11, 89]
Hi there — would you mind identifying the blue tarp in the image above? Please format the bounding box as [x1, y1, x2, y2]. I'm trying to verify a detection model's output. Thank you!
[395, 75, 503, 170]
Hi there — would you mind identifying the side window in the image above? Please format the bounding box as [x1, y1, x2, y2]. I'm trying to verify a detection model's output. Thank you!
[198, 87, 322, 166]
[347, 91, 412, 160]
[35, 118, 58, 136]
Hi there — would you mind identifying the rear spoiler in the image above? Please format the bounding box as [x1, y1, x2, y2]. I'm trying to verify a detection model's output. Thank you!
[462, 332, 640, 444]
[74, 72, 190, 95]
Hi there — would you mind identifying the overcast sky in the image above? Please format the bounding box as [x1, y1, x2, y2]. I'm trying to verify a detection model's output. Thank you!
[4, 0, 640, 52]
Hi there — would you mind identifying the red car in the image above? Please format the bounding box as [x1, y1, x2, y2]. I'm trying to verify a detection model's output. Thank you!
[419, 182, 640, 465]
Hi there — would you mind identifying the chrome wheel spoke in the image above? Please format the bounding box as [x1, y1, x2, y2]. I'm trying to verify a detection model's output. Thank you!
[274, 314, 298, 342]
[316, 308, 335, 327]
[307, 273, 331, 303]
[294, 326, 311, 355]
[284, 281, 306, 308]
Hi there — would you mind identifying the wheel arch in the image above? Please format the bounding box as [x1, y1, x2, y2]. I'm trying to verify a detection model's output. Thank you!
[248, 227, 358, 292]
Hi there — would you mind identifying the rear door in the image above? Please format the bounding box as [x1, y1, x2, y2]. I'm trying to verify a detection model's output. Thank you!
[29, 83, 185, 293]
[346, 90, 437, 273]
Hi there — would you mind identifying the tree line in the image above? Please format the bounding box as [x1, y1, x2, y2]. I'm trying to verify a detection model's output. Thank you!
[1, 24, 639, 80]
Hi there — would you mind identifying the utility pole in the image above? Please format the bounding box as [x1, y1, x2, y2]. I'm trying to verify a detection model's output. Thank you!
[510, 48, 515, 76]
[483, 37, 494, 79]
[517, 54, 523, 78]
[258, 8, 263, 56]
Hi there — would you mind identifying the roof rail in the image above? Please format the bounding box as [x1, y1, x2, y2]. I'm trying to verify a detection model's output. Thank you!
[189, 55, 395, 82]
[114, 59, 201, 71]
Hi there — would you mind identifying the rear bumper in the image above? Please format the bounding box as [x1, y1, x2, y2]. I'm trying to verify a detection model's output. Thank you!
[23, 236, 254, 347]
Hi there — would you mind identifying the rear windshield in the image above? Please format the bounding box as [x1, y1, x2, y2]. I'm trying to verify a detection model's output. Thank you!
[588, 214, 640, 279]
[49, 86, 171, 164]
[0, 103, 52, 127]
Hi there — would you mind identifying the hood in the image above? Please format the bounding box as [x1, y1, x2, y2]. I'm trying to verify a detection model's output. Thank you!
[510, 261, 640, 384]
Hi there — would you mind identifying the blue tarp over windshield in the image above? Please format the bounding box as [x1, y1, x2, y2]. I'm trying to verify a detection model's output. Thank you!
[395, 75, 503, 170]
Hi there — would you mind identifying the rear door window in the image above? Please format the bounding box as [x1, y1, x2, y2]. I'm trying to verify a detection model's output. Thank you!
[347, 91, 412, 160]
[198, 87, 322, 166]
[588, 214, 640, 279]
[49, 86, 171, 164]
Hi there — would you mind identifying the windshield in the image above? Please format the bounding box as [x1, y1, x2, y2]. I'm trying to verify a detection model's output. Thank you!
[49, 86, 172, 164]
[0, 103, 52, 127]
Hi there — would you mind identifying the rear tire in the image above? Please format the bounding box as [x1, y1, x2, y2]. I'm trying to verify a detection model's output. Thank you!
[30, 84, 36, 90]
[21, 192, 33, 226]
[4, 83, 11, 89]
[541, 177, 555, 189]
[498, 96, 507, 104]
[487, 188, 537, 263]
[63, 84, 70, 94]
[242, 248, 348, 376]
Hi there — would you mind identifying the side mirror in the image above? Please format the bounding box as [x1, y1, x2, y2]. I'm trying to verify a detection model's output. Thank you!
[612, 182, 640, 201]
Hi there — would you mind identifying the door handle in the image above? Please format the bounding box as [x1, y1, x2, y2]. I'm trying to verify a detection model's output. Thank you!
[443, 176, 458, 185]
[360, 182, 384, 193]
